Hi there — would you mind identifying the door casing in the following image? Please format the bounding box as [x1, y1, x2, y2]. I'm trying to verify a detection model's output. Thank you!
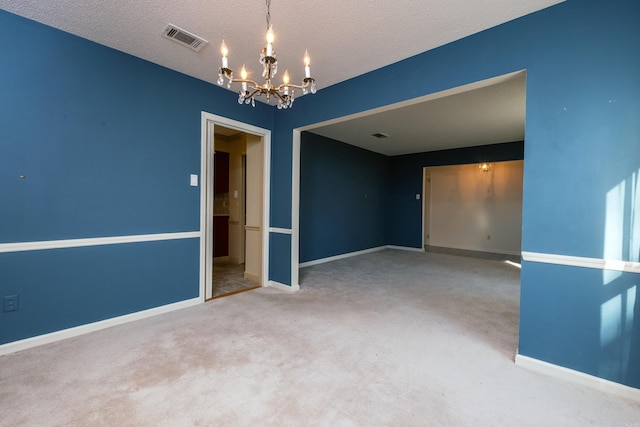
[200, 112, 271, 300]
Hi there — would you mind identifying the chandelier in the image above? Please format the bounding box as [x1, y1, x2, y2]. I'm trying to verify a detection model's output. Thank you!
[216, 0, 316, 109]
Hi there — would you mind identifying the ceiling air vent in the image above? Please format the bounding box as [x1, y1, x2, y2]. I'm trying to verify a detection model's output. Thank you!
[371, 132, 390, 139]
[161, 24, 208, 52]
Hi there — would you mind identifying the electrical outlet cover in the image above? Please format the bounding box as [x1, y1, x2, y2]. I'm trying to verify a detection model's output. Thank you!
[4, 295, 18, 312]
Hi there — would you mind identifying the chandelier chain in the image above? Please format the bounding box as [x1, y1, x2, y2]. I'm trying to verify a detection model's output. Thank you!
[266, 0, 271, 30]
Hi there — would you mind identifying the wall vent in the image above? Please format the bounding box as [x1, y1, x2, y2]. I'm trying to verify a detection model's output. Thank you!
[371, 132, 390, 139]
[161, 24, 208, 52]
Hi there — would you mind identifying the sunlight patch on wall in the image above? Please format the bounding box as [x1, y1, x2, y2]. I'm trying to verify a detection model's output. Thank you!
[601, 294, 623, 348]
[630, 170, 640, 263]
[603, 169, 640, 285]
[599, 285, 636, 378]
[604, 181, 625, 284]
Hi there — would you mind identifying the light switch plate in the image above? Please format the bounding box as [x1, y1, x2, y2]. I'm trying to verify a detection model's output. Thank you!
[190, 174, 198, 187]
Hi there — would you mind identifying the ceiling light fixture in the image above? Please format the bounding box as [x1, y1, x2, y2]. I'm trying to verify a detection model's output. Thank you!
[216, 0, 316, 109]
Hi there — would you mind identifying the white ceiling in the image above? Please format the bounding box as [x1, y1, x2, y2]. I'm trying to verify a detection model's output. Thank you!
[0, 0, 560, 155]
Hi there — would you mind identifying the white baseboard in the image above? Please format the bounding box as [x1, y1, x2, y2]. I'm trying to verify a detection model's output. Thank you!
[267, 280, 300, 292]
[299, 245, 428, 269]
[515, 354, 640, 402]
[299, 246, 387, 268]
[386, 245, 425, 252]
[0, 298, 201, 356]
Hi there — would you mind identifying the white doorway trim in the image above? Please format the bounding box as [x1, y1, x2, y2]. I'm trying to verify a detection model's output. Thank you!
[291, 129, 301, 287]
[422, 168, 431, 249]
[200, 112, 271, 301]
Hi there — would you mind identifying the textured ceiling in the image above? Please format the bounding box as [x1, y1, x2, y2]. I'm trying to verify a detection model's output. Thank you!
[1, 0, 560, 155]
[1, 0, 561, 92]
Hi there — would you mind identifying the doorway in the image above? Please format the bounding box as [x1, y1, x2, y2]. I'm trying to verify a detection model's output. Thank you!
[200, 112, 271, 301]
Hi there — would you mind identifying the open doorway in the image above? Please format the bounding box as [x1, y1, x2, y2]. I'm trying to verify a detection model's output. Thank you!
[294, 70, 526, 284]
[210, 128, 262, 298]
[200, 113, 271, 301]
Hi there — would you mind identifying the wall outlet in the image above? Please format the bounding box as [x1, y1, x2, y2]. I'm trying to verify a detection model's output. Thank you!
[3, 295, 19, 312]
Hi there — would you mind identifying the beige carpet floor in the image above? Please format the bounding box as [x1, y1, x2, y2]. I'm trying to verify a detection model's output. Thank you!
[1, 249, 639, 426]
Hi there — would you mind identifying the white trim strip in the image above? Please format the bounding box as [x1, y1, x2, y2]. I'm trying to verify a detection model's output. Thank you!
[267, 280, 300, 292]
[300, 246, 387, 268]
[0, 298, 201, 356]
[269, 227, 292, 235]
[386, 245, 425, 253]
[522, 251, 640, 274]
[515, 354, 640, 402]
[0, 231, 200, 254]
[299, 245, 428, 268]
[291, 129, 301, 288]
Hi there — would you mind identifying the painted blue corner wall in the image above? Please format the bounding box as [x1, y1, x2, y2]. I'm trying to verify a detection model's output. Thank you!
[299, 136, 522, 258]
[285, 0, 640, 389]
[0, 10, 275, 344]
[299, 132, 389, 262]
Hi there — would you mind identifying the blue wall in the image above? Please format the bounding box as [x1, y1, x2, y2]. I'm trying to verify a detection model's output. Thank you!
[0, 10, 274, 344]
[299, 132, 389, 262]
[298, 136, 522, 257]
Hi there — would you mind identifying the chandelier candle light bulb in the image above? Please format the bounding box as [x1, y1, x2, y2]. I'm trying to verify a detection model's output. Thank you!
[241, 65, 248, 92]
[304, 50, 311, 78]
[220, 40, 228, 68]
[266, 26, 274, 57]
[283, 70, 290, 95]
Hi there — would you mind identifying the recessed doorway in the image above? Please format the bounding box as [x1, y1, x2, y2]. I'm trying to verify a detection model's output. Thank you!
[200, 113, 271, 301]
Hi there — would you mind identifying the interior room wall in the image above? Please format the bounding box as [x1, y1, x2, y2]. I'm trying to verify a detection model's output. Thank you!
[427, 160, 523, 254]
[0, 10, 274, 345]
[299, 132, 389, 263]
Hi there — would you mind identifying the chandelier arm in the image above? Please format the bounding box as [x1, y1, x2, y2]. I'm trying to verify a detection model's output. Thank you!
[243, 88, 264, 99]
[272, 90, 288, 103]
[276, 83, 303, 91]
[231, 78, 260, 87]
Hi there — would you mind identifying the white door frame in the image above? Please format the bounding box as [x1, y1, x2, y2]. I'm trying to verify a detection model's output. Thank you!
[422, 168, 431, 249]
[199, 112, 271, 301]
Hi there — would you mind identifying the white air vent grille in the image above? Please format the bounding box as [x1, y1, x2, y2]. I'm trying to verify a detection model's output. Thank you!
[162, 24, 208, 52]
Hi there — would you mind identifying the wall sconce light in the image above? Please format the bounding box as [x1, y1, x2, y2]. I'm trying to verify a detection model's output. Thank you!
[479, 162, 491, 172]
